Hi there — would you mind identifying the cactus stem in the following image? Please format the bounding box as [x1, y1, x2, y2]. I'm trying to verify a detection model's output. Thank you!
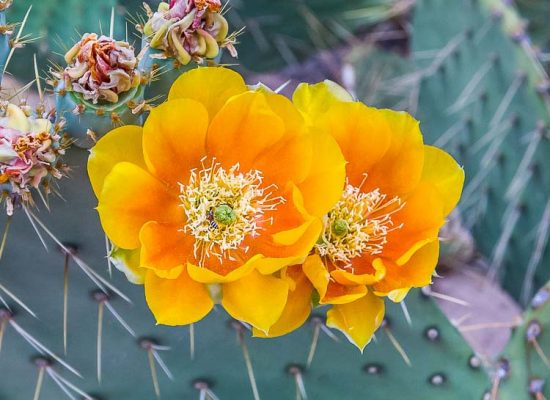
[489, 72, 526, 128]
[382, 325, 411, 367]
[488, 204, 521, 282]
[458, 318, 522, 333]
[190, 323, 195, 360]
[531, 339, 550, 370]
[434, 118, 468, 148]
[63, 252, 69, 354]
[522, 199, 550, 304]
[97, 300, 104, 383]
[104, 300, 136, 337]
[0, 318, 6, 354]
[32, 365, 45, 400]
[506, 127, 542, 200]
[0, 215, 11, 262]
[447, 56, 496, 114]
[306, 318, 321, 368]
[47, 367, 93, 399]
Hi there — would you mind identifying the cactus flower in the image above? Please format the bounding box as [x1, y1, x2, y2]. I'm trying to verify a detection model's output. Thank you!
[88, 67, 346, 334]
[63, 33, 141, 104]
[293, 82, 465, 351]
[0, 104, 67, 215]
[142, 0, 236, 65]
[0, 0, 12, 11]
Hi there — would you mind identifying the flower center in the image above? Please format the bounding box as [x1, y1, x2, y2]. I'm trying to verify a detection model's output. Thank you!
[179, 160, 283, 265]
[315, 182, 404, 268]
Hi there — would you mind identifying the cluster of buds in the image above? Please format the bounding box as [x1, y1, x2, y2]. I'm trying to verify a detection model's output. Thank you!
[0, 0, 12, 12]
[142, 0, 237, 65]
[0, 104, 68, 215]
[63, 33, 141, 104]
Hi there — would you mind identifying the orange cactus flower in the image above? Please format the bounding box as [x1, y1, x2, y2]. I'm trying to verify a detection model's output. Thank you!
[293, 81, 465, 351]
[88, 67, 346, 335]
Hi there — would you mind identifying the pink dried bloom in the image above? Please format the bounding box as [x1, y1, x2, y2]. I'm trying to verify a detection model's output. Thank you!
[142, 0, 237, 65]
[0, 104, 67, 215]
[63, 33, 141, 104]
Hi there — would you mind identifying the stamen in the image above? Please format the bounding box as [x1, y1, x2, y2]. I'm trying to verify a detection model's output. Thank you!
[179, 161, 283, 265]
[315, 183, 404, 266]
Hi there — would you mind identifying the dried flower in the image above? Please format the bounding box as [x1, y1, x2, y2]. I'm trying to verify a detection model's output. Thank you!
[142, 0, 236, 65]
[63, 33, 141, 104]
[0, 104, 67, 215]
[0, 0, 12, 12]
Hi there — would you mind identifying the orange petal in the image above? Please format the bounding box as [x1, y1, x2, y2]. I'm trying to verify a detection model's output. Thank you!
[362, 109, 425, 197]
[382, 181, 445, 261]
[139, 221, 194, 279]
[144, 268, 213, 326]
[374, 240, 440, 298]
[222, 269, 290, 333]
[186, 254, 263, 283]
[206, 91, 286, 171]
[168, 67, 248, 118]
[315, 102, 392, 188]
[421, 145, 465, 216]
[97, 162, 182, 249]
[331, 259, 386, 286]
[88, 125, 145, 198]
[143, 99, 208, 189]
[253, 266, 313, 338]
[326, 292, 385, 352]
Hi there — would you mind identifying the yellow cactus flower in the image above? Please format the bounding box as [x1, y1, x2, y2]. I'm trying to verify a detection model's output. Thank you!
[88, 67, 346, 334]
[294, 81, 465, 351]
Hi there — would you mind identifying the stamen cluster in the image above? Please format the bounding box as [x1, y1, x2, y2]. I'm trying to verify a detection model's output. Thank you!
[179, 160, 282, 264]
[315, 183, 404, 267]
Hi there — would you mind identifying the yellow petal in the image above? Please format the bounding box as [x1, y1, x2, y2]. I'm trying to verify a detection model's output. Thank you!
[293, 80, 353, 124]
[110, 247, 146, 285]
[97, 162, 182, 249]
[374, 240, 440, 298]
[326, 292, 385, 352]
[88, 125, 145, 198]
[3, 104, 31, 132]
[143, 99, 209, 189]
[168, 67, 247, 118]
[144, 268, 214, 326]
[253, 266, 313, 338]
[186, 254, 263, 283]
[252, 255, 306, 275]
[331, 259, 386, 286]
[302, 254, 331, 300]
[222, 269, 289, 333]
[421, 145, 465, 216]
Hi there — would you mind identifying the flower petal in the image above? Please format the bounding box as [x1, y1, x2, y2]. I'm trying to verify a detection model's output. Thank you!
[222, 269, 289, 333]
[187, 254, 263, 283]
[293, 80, 353, 124]
[88, 125, 145, 197]
[143, 98, 209, 189]
[421, 145, 465, 216]
[330, 259, 385, 286]
[97, 162, 182, 249]
[326, 292, 385, 352]
[253, 266, 313, 338]
[303, 254, 331, 300]
[206, 91, 286, 170]
[145, 269, 213, 326]
[140, 221, 193, 279]
[110, 247, 146, 285]
[168, 67, 247, 118]
[382, 181, 445, 261]
[362, 109, 425, 197]
[374, 240, 440, 298]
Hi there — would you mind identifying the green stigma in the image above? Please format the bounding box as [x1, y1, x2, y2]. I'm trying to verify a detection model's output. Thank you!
[213, 204, 237, 226]
[332, 219, 349, 237]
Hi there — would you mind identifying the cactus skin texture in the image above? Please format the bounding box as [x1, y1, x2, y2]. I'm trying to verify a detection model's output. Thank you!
[499, 281, 550, 400]
[412, 0, 550, 304]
